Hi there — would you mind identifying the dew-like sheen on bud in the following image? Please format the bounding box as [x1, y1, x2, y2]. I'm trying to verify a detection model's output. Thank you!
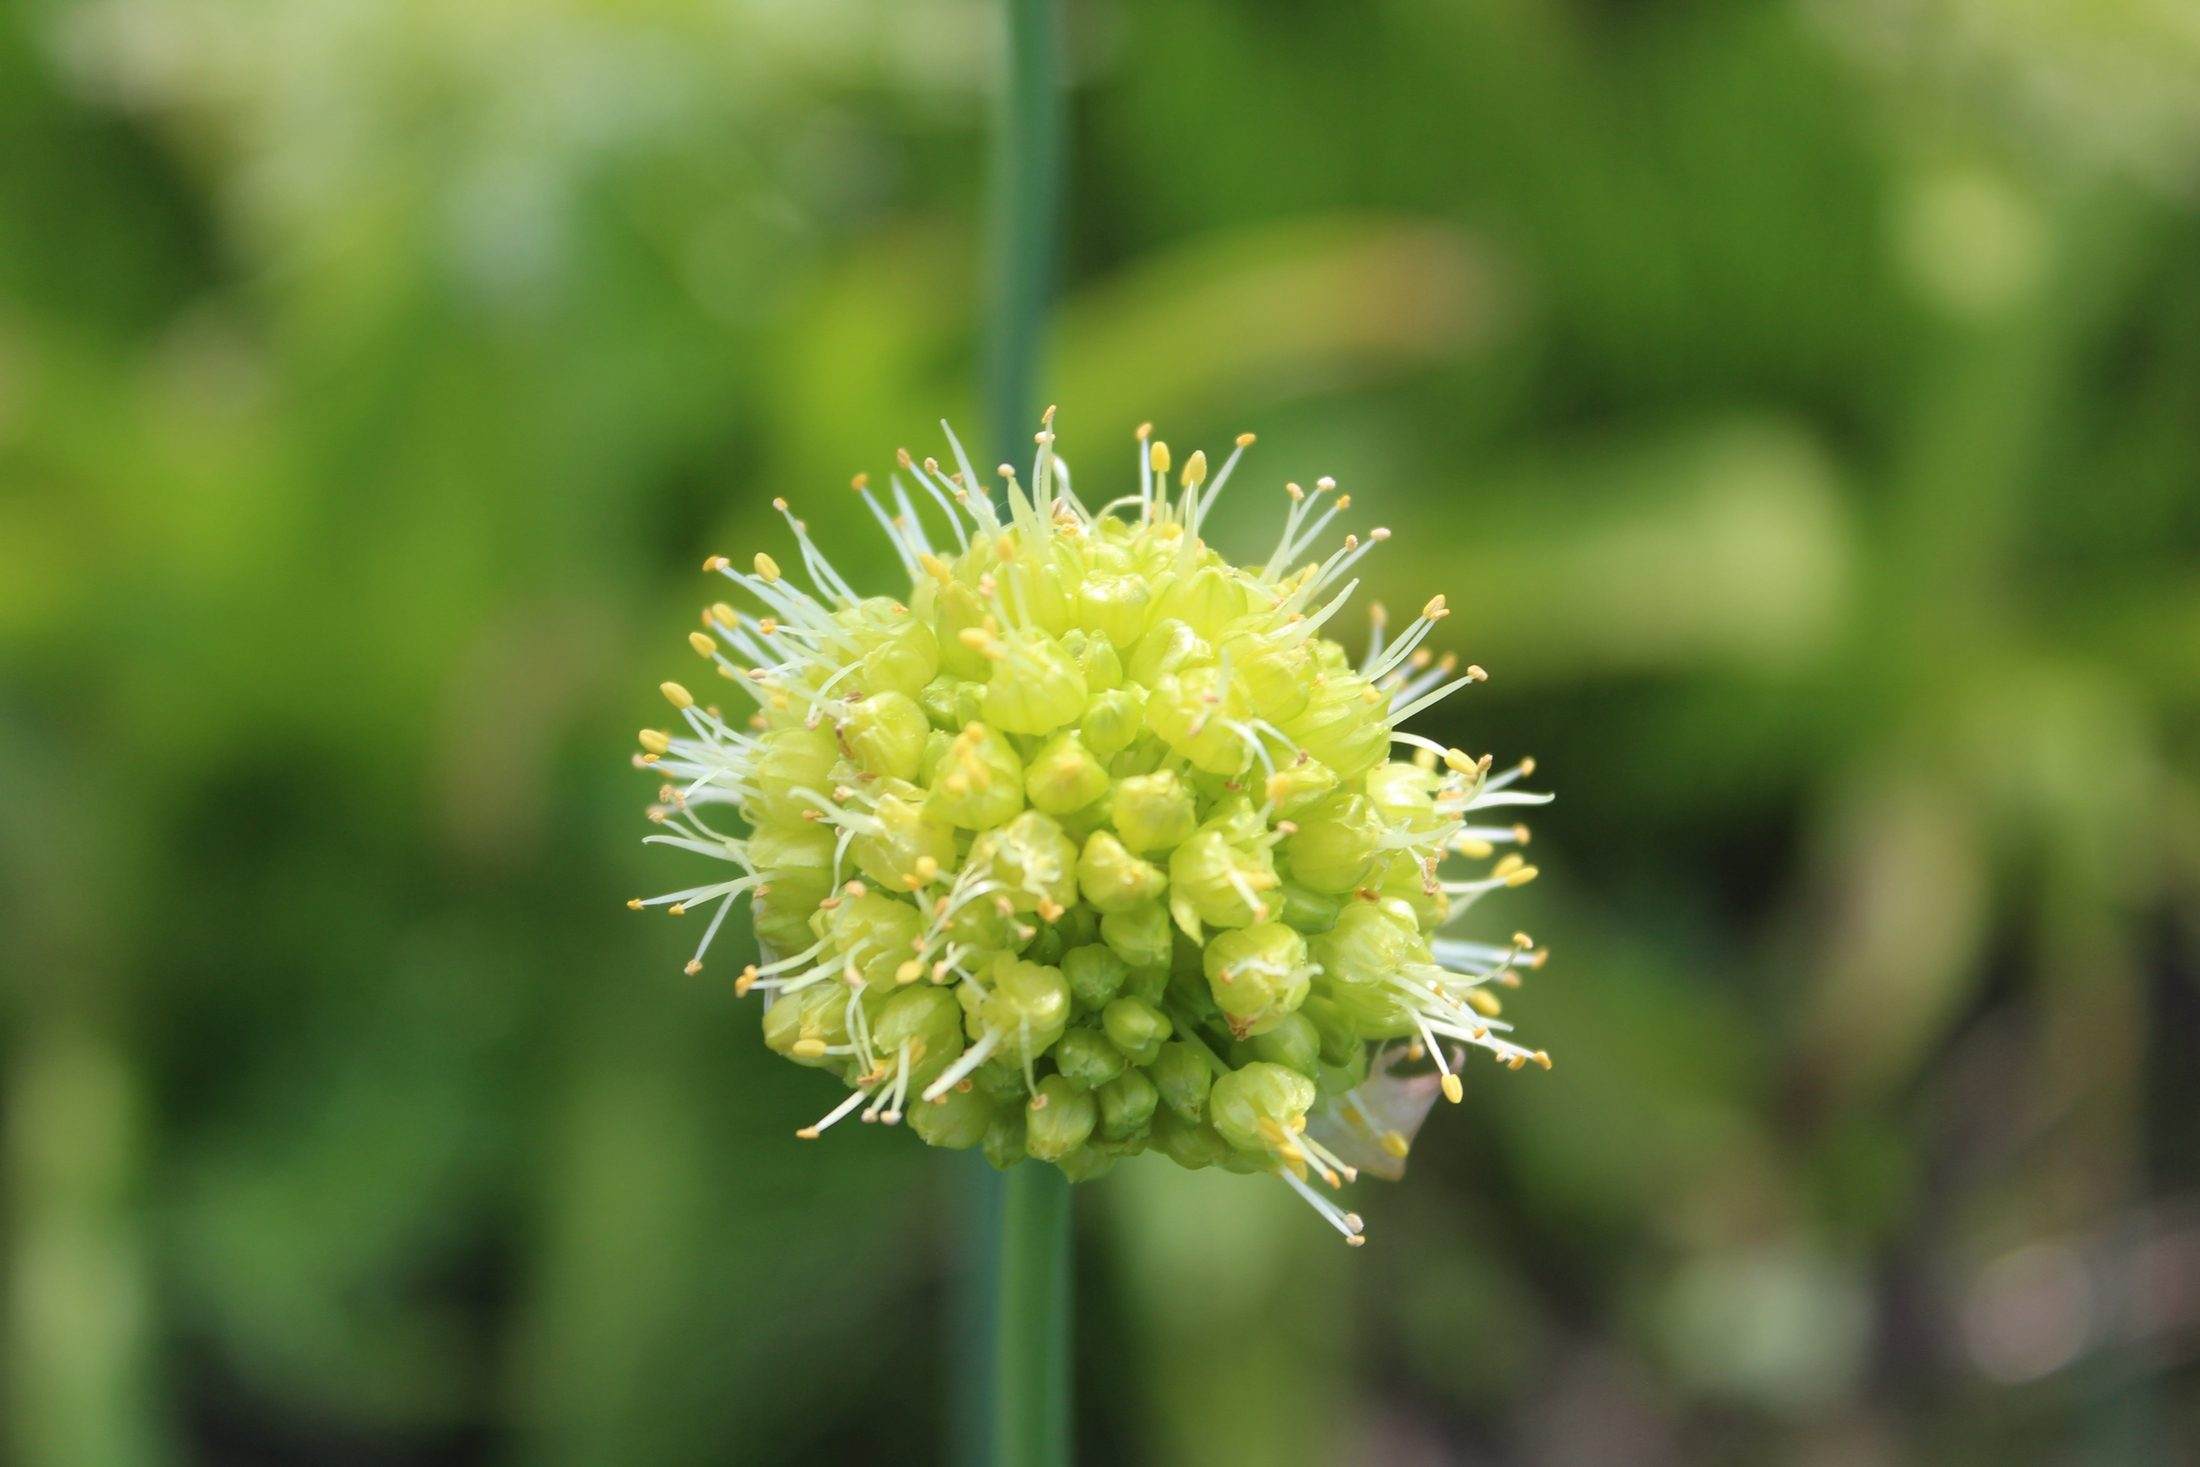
[632, 418, 1553, 1243]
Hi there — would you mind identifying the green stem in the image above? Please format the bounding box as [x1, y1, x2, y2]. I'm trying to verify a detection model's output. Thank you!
[971, 1, 1068, 1461]
[984, 0, 1063, 464]
[992, 1163, 1072, 1466]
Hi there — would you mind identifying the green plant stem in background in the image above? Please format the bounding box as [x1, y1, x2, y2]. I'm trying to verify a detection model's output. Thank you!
[984, 0, 1063, 463]
[976, 2, 1070, 1466]
[993, 1164, 1072, 1466]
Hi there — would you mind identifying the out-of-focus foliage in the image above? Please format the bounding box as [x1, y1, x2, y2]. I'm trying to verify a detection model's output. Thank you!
[2, 0, 2196, 1463]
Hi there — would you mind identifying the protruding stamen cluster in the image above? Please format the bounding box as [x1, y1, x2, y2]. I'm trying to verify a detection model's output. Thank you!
[630, 415, 1554, 1241]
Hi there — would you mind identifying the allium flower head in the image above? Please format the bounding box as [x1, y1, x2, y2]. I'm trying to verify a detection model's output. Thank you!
[632, 414, 1552, 1242]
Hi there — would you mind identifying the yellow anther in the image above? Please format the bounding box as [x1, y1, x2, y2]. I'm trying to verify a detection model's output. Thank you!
[625, 898, 644, 911]
[1533, 1051, 1552, 1070]
[851, 473, 869, 491]
[1441, 1074, 1464, 1104]
[684, 959, 703, 976]
[1380, 1131, 1411, 1159]
[639, 729, 671, 755]
[1235, 432, 1256, 447]
[1503, 864, 1540, 888]
[702, 554, 730, 572]
[1149, 440, 1171, 475]
[895, 960, 925, 985]
[754, 551, 781, 581]
[917, 552, 952, 583]
[1422, 594, 1449, 620]
[1466, 664, 1488, 682]
[711, 602, 739, 627]
[660, 681, 695, 710]
[666, 903, 687, 917]
[1466, 989, 1502, 1018]
[688, 631, 716, 658]
[1182, 449, 1208, 488]
[1135, 421, 1152, 441]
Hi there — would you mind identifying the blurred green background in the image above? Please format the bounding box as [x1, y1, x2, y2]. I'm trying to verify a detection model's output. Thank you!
[5, 0, 2199, 1463]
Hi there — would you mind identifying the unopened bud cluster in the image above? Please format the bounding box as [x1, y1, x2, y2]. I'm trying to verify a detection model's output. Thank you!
[631, 416, 1552, 1242]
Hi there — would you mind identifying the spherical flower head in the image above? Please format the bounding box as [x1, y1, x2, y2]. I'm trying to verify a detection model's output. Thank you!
[630, 415, 1554, 1243]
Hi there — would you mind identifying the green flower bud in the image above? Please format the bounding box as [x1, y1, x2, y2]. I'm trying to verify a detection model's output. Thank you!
[927, 722, 1025, 829]
[845, 598, 940, 696]
[1244, 1011, 1322, 1080]
[977, 956, 1072, 1057]
[909, 1083, 993, 1150]
[824, 890, 928, 989]
[1203, 922, 1311, 1037]
[1145, 665, 1254, 776]
[1025, 730, 1110, 816]
[1209, 1061, 1317, 1155]
[1152, 563, 1247, 639]
[762, 983, 849, 1068]
[1151, 1107, 1231, 1170]
[917, 673, 985, 731]
[932, 578, 995, 679]
[982, 636, 1088, 735]
[981, 1107, 1028, 1170]
[1101, 995, 1172, 1065]
[1065, 629, 1124, 692]
[1284, 672, 1391, 781]
[1307, 900, 1422, 1036]
[850, 786, 957, 893]
[970, 809, 1079, 916]
[1271, 879, 1345, 936]
[1110, 770, 1198, 855]
[1121, 961, 1170, 1007]
[1099, 901, 1172, 970]
[1054, 1143, 1121, 1182]
[745, 822, 837, 954]
[841, 691, 928, 781]
[1261, 755, 1339, 816]
[1217, 626, 1313, 722]
[1168, 828, 1279, 933]
[748, 726, 840, 825]
[1076, 829, 1165, 913]
[1053, 1028, 1125, 1089]
[1079, 687, 1145, 760]
[1283, 791, 1387, 894]
[1078, 571, 1153, 648]
[872, 985, 966, 1085]
[1024, 1075, 1097, 1162]
[1123, 617, 1210, 687]
[1096, 1068, 1159, 1140]
[1366, 758, 1442, 821]
[1062, 942, 1130, 1011]
[1151, 1040, 1214, 1121]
